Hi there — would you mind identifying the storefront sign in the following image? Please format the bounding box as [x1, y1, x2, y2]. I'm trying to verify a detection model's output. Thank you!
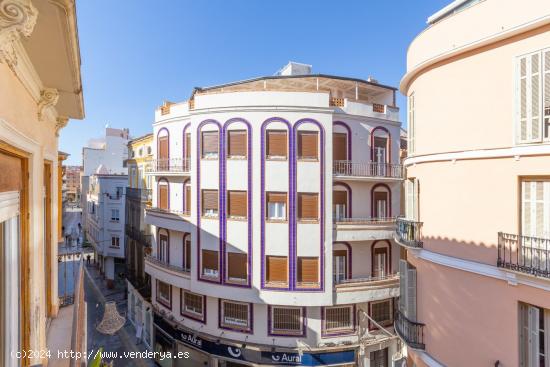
[154, 314, 356, 366]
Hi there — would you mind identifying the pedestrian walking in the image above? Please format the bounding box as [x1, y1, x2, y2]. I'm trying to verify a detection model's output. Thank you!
[86, 254, 91, 265]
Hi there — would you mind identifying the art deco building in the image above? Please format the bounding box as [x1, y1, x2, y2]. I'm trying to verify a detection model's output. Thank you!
[398, 0, 550, 366]
[0, 0, 84, 366]
[145, 62, 405, 367]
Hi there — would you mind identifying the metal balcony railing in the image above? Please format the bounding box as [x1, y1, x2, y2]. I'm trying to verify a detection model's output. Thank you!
[126, 188, 152, 202]
[145, 158, 189, 173]
[395, 217, 423, 248]
[395, 310, 425, 350]
[334, 273, 399, 287]
[125, 224, 152, 247]
[334, 217, 396, 225]
[145, 255, 190, 275]
[497, 232, 550, 279]
[333, 161, 403, 179]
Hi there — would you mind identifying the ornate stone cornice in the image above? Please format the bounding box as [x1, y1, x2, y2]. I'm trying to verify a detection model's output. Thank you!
[55, 116, 68, 137]
[0, 0, 38, 69]
[37, 88, 59, 120]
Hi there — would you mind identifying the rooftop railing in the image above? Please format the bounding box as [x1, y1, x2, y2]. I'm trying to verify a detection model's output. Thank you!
[145, 158, 189, 173]
[395, 310, 425, 350]
[333, 161, 403, 179]
[497, 232, 550, 279]
[395, 217, 423, 248]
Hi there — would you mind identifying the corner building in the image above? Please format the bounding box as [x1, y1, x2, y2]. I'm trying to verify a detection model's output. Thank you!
[398, 1, 550, 366]
[146, 63, 405, 366]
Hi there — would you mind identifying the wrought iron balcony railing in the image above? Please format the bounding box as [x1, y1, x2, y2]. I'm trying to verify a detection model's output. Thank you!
[126, 188, 152, 202]
[395, 217, 423, 248]
[334, 273, 399, 289]
[334, 217, 396, 225]
[395, 310, 425, 350]
[333, 160, 403, 179]
[145, 158, 190, 173]
[497, 232, 550, 279]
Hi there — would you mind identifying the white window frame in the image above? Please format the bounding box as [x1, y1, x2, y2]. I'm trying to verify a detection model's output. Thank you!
[111, 236, 120, 248]
[220, 300, 251, 331]
[267, 201, 286, 220]
[181, 291, 204, 320]
[156, 280, 171, 307]
[110, 208, 119, 221]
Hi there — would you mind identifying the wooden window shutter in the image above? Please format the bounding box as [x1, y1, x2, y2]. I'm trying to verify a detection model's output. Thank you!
[0, 152, 22, 193]
[185, 133, 191, 159]
[333, 191, 347, 206]
[184, 238, 191, 270]
[185, 185, 191, 213]
[266, 256, 288, 283]
[227, 252, 247, 280]
[267, 130, 287, 158]
[333, 249, 347, 258]
[202, 250, 218, 271]
[158, 136, 169, 160]
[297, 257, 319, 284]
[228, 191, 247, 218]
[267, 192, 287, 203]
[298, 131, 318, 159]
[228, 130, 247, 157]
[159, 184, 168, 210]
[333, 133, 347, 161]
[202, 131, 218, 157]
[202, 190, 218, 214]
[298, 193, 318, 220]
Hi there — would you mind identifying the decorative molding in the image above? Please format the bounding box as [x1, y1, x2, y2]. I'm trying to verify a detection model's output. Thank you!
[38, 88, 59, 120]
[55, 116, 68, 137]
[0, 0, 38, 69]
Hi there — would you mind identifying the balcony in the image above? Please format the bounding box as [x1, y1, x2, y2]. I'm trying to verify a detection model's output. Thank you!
[330, 98, 400, 122]
[334, 273, 399, 304]
[145, 255, 191, 287]
[145, 158, 190, 176]
[333, 161, 403, 181]
[125, 224, 152, 247]
[144, 206, 193, 234]
[333, 217, 396, 241]
[395, 218, 423, 248]
[497, 232, 550, 279]
[126, 187, 152, 203]
[395, 310, 425, 350]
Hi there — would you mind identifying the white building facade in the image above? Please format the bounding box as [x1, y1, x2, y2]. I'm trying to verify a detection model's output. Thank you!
[86, 172, 128, 288]
[145, 64, 404, 367]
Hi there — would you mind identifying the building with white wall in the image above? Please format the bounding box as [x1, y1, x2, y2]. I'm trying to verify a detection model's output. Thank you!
[86, 169, 128, 288]
[145, 63, 404, 367]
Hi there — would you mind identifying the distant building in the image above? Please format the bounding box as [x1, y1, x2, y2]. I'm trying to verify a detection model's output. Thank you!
[124, 133, 154, 349]
[64, 165, 82, 202]
[86, 168, 128, 288]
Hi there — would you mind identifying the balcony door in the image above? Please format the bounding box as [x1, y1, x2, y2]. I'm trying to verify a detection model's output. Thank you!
[372, 247, 388, 278]
[521, 180, 550, 272]
[158, 230, 169, 263]
[333, 249, 348, 284]
[333, 190, 348, 221]
[373, 191, 388, 219]
[333, 132, 347, 161]
[157, 130, 169, 170]
[158, 180, 168, 210]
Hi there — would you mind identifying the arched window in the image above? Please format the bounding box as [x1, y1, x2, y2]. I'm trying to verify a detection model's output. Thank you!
[158, 228, 169, 263]
[333, 182, 352, 221]
[157, 178, 169, 210]
[371, 127, 391, 169]
[371, 184, 391, 219]
[157, 128, 169, 170]
[371, 240, 391, 278]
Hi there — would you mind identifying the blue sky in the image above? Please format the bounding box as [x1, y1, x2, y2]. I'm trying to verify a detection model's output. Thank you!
[60, 0, 448, 165]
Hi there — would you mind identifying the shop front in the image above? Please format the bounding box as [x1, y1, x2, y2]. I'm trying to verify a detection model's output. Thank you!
[153, 313, 356, 366]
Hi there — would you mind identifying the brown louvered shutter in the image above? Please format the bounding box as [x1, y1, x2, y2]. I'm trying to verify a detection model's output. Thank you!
[184, 237, 191, 270]
[298, 193, 318, 220]
[202, 250, 218, 272]
[185, 133, 191, 159]
[267, 130, 287, 158]
[202, 190, 218, 215]
[228, 252, 247, 280]
[333, 249, 347, 258]
[202, 131, 218, 157]
[333, 133, 347, 161]
[0, 152, 22, 192]
[158, 136, 169, 160]
[228, 130, 247, 157]
[159, 184, 168, 210]
[266, 256, 288, 283]
[333, 191, 347, 206]
[267, 192, 286, 203]
[297, 257, 319, 284]
[228, 191, 247, 218]
[298, 131, 318, 159]
[185, 185, 191, 213]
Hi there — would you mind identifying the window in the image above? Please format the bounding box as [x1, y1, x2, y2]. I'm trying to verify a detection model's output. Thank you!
[405, 178, 419, 221]
[227, 190, 247, 219]
[116, 186, 123, 199]
[298, 193, 318, 220]
[370, 348, 389, 367]
[266, 256, 288, 285]
[158, 230, 169, 262]
[369, 299, 393, 329]
[517, 49, 550, 143]
[373, 136, 388, 164]
[156, 280, 171, 309]
[373, 188, 389, 218]
[408, 93, 415, 154]
[147, 146, 152, 155]
[297, 257, 319, 286]
[202, 190, 218, 217]
[201, 249, 219, 278]
[139, 148, 143, 157]
[180, 291, 205, 322]
[521, 180, 550, 238]
[269, 306, 305, 336]
[399, 260, 417, 321]
[333, 190, 348, 221]
[333, 132, 347, 161]
[183, 235, 191, 272]
[183, 183, 191, 214]
[227, 252, 247, 282]
[266, 192, 286, 220]
[372, 245, 389, 278]
[158, 180, 169, 210]
[266, 130, 287, 159]
[227, 130, 247, 158]
[323, 306, 354, 335]
[333, 249, 348, 284]
[297, 131, 318, 159]
[202, 131, 218, 158]
[519, 303, 548, 367]
[184, 133, 191, 159]
[111, 236, 120, 248]
[220, 300, 251, 332]
[110, 209, 119, 221]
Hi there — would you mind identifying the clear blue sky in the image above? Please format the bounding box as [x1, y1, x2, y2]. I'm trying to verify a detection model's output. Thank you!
[60, 0, 448, 165]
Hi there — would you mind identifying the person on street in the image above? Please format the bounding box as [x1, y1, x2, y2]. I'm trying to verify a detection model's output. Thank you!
[86, 254, 91, 265]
